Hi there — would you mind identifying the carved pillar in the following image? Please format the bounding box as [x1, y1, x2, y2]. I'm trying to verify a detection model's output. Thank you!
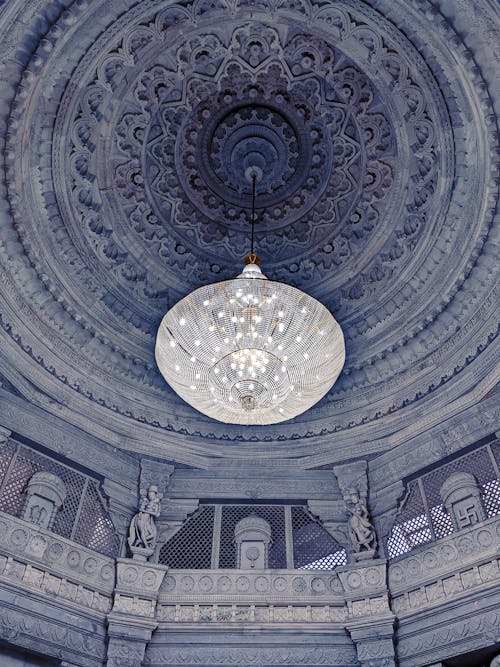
[440, 472, 487, 530]
[339, 556, 396, 667]
[234, 515, 272, 568]
[106, 558, 167, 667]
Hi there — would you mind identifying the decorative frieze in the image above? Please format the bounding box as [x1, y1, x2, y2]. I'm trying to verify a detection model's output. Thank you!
[392, 554, 499, 616]
[156, 603, 347, 624]
[115, 558, 167, 606]
[145, 643, 358, 666]
[389, 516, 500, 596]
[156, 562, 390, 624]
[0, 602, 106, 667]
[397, 604, 500, 667]
[0, 512, 115, 594]
[158, 569, 345, 602]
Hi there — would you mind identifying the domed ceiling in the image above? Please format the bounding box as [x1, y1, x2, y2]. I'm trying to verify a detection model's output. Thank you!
[0, 0, 497, 464]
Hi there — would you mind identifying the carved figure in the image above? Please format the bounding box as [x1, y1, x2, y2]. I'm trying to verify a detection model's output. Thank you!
[128, 485, 161, 552]
[346, 488, 377, 553]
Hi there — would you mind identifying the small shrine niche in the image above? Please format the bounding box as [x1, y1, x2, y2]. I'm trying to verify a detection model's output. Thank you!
[22, 471, 67, 531]
[234, 515, 272, 569]
[440, 472, 487, 531]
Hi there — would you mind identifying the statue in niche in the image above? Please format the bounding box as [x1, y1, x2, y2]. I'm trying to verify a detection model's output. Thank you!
[128, 485, 161, 560]
[346, 488, 377, 558]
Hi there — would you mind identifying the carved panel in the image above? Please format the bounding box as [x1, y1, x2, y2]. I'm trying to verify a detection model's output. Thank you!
[0, 512, 115, 594]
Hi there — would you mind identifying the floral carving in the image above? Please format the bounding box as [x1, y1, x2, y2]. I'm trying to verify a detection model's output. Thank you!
[0, 0, 496, 456]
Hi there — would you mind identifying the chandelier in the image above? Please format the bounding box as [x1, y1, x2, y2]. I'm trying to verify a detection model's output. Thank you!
[155, 169, 345, 425]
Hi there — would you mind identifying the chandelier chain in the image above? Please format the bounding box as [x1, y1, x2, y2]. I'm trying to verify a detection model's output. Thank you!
[251, 172, 256, 256]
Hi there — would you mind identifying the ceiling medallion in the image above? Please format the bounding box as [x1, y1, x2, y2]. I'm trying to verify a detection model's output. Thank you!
[156, 167, 345, 425]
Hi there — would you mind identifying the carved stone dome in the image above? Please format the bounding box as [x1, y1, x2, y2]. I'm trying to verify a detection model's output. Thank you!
[0, 0, 497, 465]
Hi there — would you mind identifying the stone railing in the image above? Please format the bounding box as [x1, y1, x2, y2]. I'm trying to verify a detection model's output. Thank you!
[156, 562, 391, 625]
[389, 515, 500, 616]
[0, 511, 114, 614]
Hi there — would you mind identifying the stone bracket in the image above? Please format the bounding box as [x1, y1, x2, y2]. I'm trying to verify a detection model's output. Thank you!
[347, 620, 397, 667]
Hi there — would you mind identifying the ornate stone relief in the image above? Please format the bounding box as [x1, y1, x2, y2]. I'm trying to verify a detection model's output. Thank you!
[128, 484, 162, 560]
[345, 488, 377, 558]
[0, 0, 497, 458]
[145, 643, 358, 666]
[333, 460, 378, 559]
[234, 514, 272, 568]
[0, 513, 115, 595]
[22, 471, 67, 531]
[439, 472, 487, 531]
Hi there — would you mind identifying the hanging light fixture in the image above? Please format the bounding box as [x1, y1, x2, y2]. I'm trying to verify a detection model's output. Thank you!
[155, 166, 345, 425]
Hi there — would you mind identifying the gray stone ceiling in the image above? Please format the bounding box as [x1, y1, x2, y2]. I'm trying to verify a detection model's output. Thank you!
[0, 0, 498, 465]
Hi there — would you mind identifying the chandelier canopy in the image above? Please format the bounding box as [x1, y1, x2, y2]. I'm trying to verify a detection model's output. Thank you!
[155, 254, 345, 425]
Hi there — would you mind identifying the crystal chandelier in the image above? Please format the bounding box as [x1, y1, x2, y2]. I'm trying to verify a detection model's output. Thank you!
[155, 169, 345, 425]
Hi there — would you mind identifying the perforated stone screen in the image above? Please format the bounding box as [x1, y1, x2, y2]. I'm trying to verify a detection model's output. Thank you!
[292, 507, 347, 569]
[0, 439, 119, 557]
[160, 506, 215, 569]
[387, 441, 500, 559]
[159, 503, 346, 570]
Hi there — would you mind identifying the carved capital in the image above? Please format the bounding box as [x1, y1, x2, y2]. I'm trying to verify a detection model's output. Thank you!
[140, 459, 174, 497]
[114, 558, 167, 602]
[333, 461, 369, 501]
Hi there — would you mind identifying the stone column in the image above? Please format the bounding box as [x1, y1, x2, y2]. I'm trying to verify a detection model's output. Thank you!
[106, 558, 167, 667]
[339, 559, 396, 667]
